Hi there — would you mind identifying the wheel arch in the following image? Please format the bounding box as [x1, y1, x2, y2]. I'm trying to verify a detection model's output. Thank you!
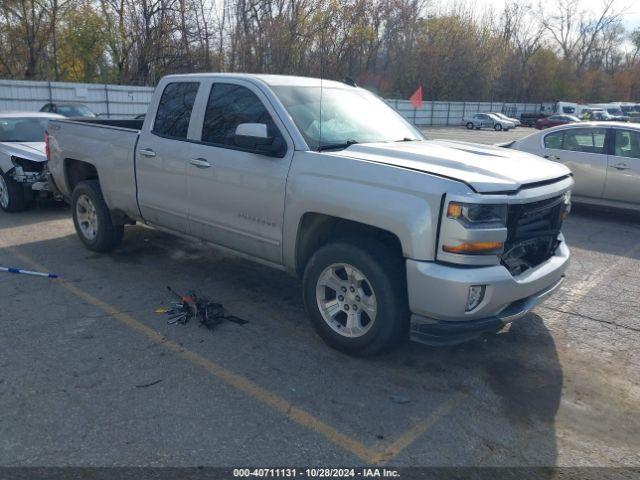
[293, 213, 404, 278]
[64, 158, 99, 195]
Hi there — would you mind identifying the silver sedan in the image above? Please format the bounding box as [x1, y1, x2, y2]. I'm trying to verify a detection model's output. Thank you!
[508, 121, 640, 211]
[463, 113, 515, 131]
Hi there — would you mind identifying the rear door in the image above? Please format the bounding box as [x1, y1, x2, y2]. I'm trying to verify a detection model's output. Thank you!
[136, 80, 200, 233]
[184, 80, 294, 263]
[540, 127, 608, 200]
[603, 128, 640, 206]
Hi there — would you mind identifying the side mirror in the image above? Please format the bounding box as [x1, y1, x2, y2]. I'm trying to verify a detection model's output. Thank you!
[234, 123, 283, 156]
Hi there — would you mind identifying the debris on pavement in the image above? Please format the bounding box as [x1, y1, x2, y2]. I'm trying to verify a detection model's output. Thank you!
[135, 379, 163, 388]
[390, 394, 411, 404]
[158, 286, 248, 329]
[1, 266, 59, 279]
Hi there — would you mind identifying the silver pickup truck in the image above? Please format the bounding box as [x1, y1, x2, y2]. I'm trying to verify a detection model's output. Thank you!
[47, 73, 573, 355]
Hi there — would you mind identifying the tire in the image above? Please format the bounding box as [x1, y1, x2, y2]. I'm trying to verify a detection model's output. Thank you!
[71, 179, 124, 252]
[466, 122, 474, 130]
[0, 169, 29, 212]
[302, 239, 408, 356]
[494, 123, 503, 131]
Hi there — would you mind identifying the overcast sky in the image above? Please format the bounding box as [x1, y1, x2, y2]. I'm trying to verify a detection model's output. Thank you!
[459, 0, 640, 31]
[433, 0, 640, 51]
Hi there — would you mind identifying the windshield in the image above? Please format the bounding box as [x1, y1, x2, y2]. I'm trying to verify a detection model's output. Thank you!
[271, 86, 422, 150]
[57, 104, 96, 117]
[607, 108, 623, 116]
[0, 117, 49, 142]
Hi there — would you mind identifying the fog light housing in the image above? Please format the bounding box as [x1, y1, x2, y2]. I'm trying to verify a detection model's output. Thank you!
[466, 285, 486, 312]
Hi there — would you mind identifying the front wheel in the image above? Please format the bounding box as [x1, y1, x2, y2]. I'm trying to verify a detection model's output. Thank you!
[302, 240, 408, 356]
[0, 170, 29, 212]
[71, 180, 124, 252]
[494, 123, 503, 131]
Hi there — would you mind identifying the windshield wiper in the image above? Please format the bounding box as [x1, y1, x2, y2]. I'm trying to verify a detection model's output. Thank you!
[394, 138, 419, 142]
[317, 139, 359, 152]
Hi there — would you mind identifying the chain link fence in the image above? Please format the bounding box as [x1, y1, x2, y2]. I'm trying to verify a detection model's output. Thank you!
[1, 79, 540, 125]
[387, 99, 540, 126]
[0, 79, 153, 118]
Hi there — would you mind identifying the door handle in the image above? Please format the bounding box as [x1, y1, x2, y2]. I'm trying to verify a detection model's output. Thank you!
[544, 154, 560, 161]
[612, 163, 630, 170]
[190, 158, 211, 168]
[139, 148, 156, 158]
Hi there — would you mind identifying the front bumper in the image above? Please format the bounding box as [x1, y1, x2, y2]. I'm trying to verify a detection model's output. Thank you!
[407, 240, 569, 345]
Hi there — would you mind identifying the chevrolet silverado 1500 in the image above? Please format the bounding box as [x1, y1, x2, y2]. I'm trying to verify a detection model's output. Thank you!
[47, 73, 572, 354]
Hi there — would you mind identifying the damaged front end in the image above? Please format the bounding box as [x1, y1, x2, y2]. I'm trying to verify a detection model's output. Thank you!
[8, 155, 50, 194]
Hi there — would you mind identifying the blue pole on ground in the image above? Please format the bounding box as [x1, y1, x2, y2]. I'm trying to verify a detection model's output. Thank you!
[0, 266, 59, 279]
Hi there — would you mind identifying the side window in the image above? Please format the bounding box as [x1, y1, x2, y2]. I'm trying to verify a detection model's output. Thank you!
[201, 83, 283, 150]
[153, 82, 199, 139]
[544, 131, 563, 149]
[614, 130, 640, 159]
[561, 128, 606, 154]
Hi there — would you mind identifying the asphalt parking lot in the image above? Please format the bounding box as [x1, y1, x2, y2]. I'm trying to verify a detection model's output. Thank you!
[1, 127, 639, 468]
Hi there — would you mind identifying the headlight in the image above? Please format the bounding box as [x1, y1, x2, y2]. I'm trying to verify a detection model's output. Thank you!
[446, 202, 507, 228]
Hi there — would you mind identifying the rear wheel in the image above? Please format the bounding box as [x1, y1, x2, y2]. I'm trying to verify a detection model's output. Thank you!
[302, 240, 408, 356]
[0, 170, 28, 212]
[466, 122, 474, 130]
[71, 180, 124, 252]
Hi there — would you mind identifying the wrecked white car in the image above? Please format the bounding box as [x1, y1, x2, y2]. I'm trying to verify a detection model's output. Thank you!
[0, 112, 63, 212]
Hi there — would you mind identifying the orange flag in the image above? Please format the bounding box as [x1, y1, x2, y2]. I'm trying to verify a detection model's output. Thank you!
[409, 85, 423, 109]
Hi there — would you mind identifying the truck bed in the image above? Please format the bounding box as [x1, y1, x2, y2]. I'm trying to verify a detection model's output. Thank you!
[47, 118, 141, 218]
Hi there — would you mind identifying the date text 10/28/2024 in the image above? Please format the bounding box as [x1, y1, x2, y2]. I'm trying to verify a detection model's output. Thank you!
[233, 468, 400, 478]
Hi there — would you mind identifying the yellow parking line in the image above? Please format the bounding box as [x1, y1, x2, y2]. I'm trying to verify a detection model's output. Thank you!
[371, 392, 465, 464]
[2, 244, 459, 464]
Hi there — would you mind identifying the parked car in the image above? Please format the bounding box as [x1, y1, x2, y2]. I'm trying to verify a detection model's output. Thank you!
[492, 112, 521, 126]
[463, 113, 515, 131]
[536, 115, 580, 129]
[47, 73, 571, 354]
[0, 112, 64, 211]
[508, 122, 639, 211]
[581, 109, 628, 122]
[540, 101, 579, 116]
[40, 102, 97, 118]
[520, 112, 545, 127]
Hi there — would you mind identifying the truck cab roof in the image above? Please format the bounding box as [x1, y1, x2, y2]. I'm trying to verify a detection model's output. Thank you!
[162, 73, 353, 89]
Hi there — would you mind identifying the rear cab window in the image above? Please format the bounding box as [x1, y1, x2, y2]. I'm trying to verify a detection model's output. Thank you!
[152, 82, 200, 139]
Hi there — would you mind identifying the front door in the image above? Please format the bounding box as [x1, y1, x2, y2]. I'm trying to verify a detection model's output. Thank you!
[541, 127, 608, 200]
[186, 81, 293, 263]
[136, 81, 200, 233]
[603, 128, 640, 206]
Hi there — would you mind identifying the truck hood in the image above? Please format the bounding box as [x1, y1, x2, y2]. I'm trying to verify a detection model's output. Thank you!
[330, 140, 571, 193]
[0, 142, 46, 162]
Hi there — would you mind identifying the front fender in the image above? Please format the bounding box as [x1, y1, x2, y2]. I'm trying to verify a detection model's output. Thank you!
[282, 152, 470, 270]
[0, 153, 15, 174]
